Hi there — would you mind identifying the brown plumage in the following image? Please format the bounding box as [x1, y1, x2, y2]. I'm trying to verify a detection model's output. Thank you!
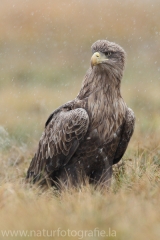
[26, 40, 135, 189]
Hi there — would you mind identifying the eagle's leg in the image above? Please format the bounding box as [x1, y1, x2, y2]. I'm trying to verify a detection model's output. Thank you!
[89, 148, 112, 188]
[100, 161, 112, 188]
[104, 167, 112, 187]
[100, 148, 112, 187]
[89, 166, 112, 189]
[51, 164, 86, 190]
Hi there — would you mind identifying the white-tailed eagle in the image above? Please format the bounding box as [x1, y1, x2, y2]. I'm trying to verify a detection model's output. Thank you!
[26, 40, 135, 189]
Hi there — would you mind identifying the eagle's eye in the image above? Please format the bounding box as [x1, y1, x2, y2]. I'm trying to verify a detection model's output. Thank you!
[105, 52, 112, 57]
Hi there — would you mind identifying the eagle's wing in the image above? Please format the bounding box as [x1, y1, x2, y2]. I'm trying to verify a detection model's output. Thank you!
[113, 108, 135, 165]
[27, 105, 89, 182]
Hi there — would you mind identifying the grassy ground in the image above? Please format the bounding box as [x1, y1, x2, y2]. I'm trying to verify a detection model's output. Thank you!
[0, 1, 160, 239]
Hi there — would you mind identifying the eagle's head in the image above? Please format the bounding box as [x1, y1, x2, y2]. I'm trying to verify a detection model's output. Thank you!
[91, 40, 126, 79]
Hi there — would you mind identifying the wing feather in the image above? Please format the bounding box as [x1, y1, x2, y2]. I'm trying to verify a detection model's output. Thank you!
[113, 107, 135, 165]
[27, 106, 89, 182]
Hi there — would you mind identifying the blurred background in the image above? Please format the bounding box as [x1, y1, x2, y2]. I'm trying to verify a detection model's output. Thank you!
[0, 0, 160, 152]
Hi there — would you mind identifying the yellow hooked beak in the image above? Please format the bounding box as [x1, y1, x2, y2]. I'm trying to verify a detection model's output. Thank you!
[91, 52, 108, 68]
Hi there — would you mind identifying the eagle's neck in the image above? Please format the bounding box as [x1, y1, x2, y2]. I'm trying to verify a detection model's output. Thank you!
[77, 66, 122, 101]
[77, 66, 126, 141]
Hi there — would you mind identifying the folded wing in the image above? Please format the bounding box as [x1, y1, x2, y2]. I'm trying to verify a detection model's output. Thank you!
[113, 108, 135, 165]
[27, 107, 89, 182]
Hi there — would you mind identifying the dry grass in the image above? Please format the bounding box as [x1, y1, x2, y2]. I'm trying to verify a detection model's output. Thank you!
[0, 0, 160, 239]
[0, 142, 160, 239]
